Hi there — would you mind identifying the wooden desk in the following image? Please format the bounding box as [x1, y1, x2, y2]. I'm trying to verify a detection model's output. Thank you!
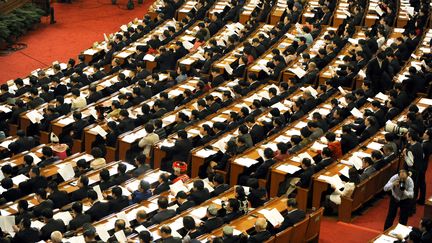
[198, 197, 289, 240]
[311, 97, 430, 209]
[178, 22, 244, 70]
[228, 92, 340, 187]
[184, 84, 281, 177]
[353, 28, 405, 89]
[212, 24, 273, 76]
[319, 29, 367, 85]
[116, 77, 203, 162]
[280, 26, 335, 82]
[148, 81, 235, 168]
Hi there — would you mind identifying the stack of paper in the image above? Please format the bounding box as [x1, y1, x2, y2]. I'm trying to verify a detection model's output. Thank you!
[57, 163, 75, 181]
[169, 180, 190, 195]
[11, 174, 29, 185]
[0, 216, 14, 235]
[27, 110, 44, 124]
[234, 158, 259, 167]
[318, 175, 345, 189]
[276, 164, 301, 174]
[53, 211, 73, 225]
[90, 125, 108, 138]
[259, 208, 284, 226]
[389, 223, 412, 239]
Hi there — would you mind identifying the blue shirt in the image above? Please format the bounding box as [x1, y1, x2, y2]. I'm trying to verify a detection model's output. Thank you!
[131, 190, 152, 204]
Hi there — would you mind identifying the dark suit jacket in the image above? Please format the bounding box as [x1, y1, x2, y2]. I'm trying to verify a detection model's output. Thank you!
[48, 189, 70, 208]
[340, 133, 359, 154]
[188, 188, 210, 205]
[210, 184, 230, 197]
[12, 228, 40, 243]
[40, 219, 66, 240]
[32, 200, 54, 218]
[275, 209, 306, 233]
[176, 200, 196, 214]
[247, 230, 272, 243]
[150, 209, 176, 225]
[68, 213, 91, 231]
[85, 201, 111, 221]
[2, 188, 24, 203]
[198, 217, 223, 234]
[153, 181, 171, 195]
[161, 138, 193, 162]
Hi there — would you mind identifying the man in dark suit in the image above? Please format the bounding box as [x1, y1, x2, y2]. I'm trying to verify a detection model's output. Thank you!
[69, 112, 89, 140]
[273, 199, 306, 233]
[245, 116, 265, 145]
[39, 146, 59, 167]
[46, 181, 69, 209]
[188, 180, 210, 205]
[315, 148, 335, 172]
[222, 198, 243, 223]
[296, 158, 315, 188]
[85, 189, 111, 221]
[149, 196, 176, 225]
[161, 130, 193, 171]
[159, 225, 182, 243]
[68, 202, 91, 231]
[221, 226, 241, 243]
[108, 186, 130, 213]
[32, 188, 55, 218]
[153, 173, 172, 195]
[70, 175, 89, 202]
[155, 47, 175, 71]
[40, 208, 66, 240]
[210, 173, 230, 197]
[210, 68, 225, 88]
[340, 125, 360, 154]
[11, 218, 40, 243]
[52, 78, 68, 97]
[118, 109, 135, 133]
[252, 148, 276, 179]
[175, 191, 195, 214]
[232, 56, 247, 78]
[0, 178, 23, 203]
[242, 218, 272, 243]
[198, 204, 224, 234]
[19, 167, 47, 195]
[359, 116, 379, 142]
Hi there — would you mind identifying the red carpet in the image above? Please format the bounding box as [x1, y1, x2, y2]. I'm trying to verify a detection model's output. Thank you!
[0, 0, 153, 83]
[320, 161, 432, 242]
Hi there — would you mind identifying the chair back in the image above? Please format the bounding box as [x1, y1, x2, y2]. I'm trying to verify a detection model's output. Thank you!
[275, 227, 292, 243]
[264, 236, 275, 243]
[289, 217, 309, 243]
[305, 207, 324, 242]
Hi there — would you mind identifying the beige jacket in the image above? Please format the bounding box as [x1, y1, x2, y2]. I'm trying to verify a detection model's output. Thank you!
[329, 182, 356, 205]
[90, 158, 106, 170]
[138, 133, 160, 157]
[71, 96, 87, 110]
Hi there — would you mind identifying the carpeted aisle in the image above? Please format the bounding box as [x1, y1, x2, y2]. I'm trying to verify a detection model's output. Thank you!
[319, 160, 432, 242]
[0, 0, 154, 83]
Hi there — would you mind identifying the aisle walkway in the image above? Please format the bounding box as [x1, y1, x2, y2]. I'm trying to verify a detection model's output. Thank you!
[0, 0, 153, 83]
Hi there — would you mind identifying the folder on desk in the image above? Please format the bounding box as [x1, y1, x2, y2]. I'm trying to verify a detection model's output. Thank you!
[96, 225, 111, 242]
[169, 180, 190, 195]
[224, 63, 233, 75]
[0, 216, 14, 235]
[11, 174, 29, 185]
[53, 211, 73, 225]
[276, 164, 301, 174]
[288, 66, 306, 78]
[143, 54, 155, 61]
[58, 163, 75, 181]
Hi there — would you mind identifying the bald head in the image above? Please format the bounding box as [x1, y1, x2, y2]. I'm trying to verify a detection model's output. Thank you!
[51, 231, 63, 243]
[255, 218, 268, 231]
